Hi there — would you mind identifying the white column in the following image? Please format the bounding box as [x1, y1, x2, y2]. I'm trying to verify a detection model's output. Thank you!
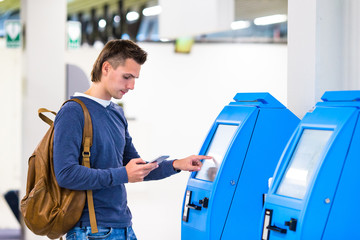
[21, 0, 67, 239]
[287, 0, 316, 118]
[287, 0, 345, 118]
[343, 0, 360, 90]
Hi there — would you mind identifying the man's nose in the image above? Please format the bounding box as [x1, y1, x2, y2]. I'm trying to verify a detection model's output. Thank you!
[127, 79, 135, 90]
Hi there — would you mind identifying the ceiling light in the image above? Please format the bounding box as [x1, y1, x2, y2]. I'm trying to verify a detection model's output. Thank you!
[98, 19, 106, 28]
[126, 11, 139, 22]
[114, 15, 120, 23]
[231, 21, 250, 30]
[160, 38, 171, 42]
[142, 5, 162, 16]
[254, 14, 287, 26]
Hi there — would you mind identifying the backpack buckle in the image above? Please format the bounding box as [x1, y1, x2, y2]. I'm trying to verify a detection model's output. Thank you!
[82, 151, 91, 157]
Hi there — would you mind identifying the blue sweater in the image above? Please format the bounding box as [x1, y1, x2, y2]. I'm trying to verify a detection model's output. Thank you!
[53, 96, 178, 228]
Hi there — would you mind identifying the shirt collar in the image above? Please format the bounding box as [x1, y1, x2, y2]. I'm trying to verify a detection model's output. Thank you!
[73, 92, 112, 108]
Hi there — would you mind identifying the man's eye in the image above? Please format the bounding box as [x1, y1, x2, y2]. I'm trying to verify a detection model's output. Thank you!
[124, 75, 130, 79]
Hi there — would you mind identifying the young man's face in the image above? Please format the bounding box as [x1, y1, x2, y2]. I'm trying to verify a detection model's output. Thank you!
[102, 58, 141, 100]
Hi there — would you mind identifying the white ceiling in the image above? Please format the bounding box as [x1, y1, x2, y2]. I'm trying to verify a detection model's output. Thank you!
[235, 0, 287, 20]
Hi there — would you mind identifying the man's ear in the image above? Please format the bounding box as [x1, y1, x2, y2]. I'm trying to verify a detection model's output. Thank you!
[102, 61, 112, 75]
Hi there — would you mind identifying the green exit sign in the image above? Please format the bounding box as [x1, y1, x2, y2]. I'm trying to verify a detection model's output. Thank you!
[5, 20, 21, 48]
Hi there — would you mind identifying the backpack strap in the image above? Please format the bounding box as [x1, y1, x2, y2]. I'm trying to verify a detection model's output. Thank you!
[65, 98, 98, 234]
[38, 108, 57, 126]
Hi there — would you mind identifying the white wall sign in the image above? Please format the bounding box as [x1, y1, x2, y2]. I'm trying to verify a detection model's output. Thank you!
[67, 21, 82, 49]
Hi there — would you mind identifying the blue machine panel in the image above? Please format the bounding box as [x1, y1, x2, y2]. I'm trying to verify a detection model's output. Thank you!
[181, 93, 299, 240]
[261, 90, 360, 240]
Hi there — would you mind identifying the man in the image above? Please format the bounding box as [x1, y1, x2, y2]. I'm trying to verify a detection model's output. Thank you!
[53, 39, 210, 240]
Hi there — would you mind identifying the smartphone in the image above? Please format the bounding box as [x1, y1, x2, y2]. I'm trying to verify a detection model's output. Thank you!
[146, 155, 170, 164]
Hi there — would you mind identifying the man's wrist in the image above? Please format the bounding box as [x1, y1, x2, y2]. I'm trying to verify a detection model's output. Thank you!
[172, 160, 181, 172]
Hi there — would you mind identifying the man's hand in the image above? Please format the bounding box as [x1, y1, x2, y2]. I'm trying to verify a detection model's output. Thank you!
[125, 158, 158, 183]
[173, 155, 212, 172]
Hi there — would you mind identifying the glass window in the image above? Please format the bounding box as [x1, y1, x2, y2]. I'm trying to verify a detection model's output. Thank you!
[276, 129, 333, 199]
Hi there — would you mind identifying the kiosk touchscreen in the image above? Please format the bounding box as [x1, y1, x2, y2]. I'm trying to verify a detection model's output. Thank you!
[261, 91, 360, 240]
[181, 93, 299, 240]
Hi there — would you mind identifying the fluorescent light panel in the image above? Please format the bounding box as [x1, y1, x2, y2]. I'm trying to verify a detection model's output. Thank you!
[126, 11, 139, 21]
[160, 38, 171, 42]
[231, 20, 250, 30]
[143, 5, 162, 16]
[254, 14, 287, 26]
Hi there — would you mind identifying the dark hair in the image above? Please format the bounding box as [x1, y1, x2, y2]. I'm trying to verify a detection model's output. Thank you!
[91, 39, 148, 82]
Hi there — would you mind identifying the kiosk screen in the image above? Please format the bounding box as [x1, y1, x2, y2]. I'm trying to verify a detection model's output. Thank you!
[276, 129, 333, 199]
[195, 124, 238, 182]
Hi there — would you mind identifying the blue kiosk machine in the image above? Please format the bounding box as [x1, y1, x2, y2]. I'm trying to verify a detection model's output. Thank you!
[261, 91, 360, 240]
[181, 93, 299, 239]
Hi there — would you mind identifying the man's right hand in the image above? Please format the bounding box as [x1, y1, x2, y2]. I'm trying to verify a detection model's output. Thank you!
[125, 158, 158, 183]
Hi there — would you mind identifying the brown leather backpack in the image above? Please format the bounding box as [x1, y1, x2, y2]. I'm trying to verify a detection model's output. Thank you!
[21, 98, 98, 239]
